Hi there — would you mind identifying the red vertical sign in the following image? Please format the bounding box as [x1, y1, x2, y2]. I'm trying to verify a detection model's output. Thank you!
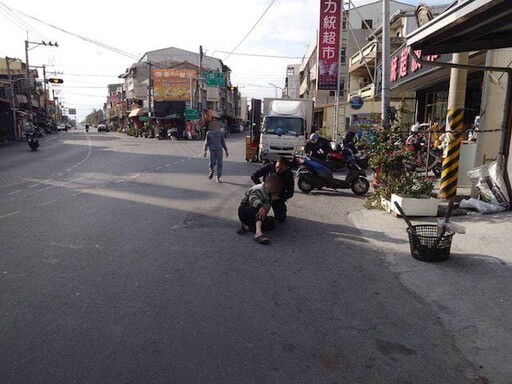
[317, 0, 341, 91]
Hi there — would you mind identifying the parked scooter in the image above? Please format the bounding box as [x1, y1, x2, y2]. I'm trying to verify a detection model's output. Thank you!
[326, 144, 369, 172]
[402, 123, 442, 177]
[296, 155, 370, 195]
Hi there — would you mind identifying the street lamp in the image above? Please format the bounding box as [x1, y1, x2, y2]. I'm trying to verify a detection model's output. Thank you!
[268, 83, 285, 98]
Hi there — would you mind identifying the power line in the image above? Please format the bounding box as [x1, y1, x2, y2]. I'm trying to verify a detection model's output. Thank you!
[0, 4, 47, 40]
[223, 0, 277, 61]
[0, 2, 139, 60]
[215, 50, 301, 60]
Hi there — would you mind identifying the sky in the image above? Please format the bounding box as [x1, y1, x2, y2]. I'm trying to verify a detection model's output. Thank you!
[0, 0, 448, 121]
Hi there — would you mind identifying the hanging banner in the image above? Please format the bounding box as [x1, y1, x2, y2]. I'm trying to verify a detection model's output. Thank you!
[152, 69, 196, 102]
[317, 0, 342, 91]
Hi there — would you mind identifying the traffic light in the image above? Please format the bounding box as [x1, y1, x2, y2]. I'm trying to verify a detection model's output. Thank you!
[48, 78, 64, 84]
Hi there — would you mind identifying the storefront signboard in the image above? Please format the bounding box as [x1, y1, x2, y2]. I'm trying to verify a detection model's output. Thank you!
[317, 0, 342, 91]
[350, 95, 364, 110]
[376, 45, 452, 94]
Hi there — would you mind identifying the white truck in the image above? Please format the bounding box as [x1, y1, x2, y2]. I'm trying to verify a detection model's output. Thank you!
[259, 98, 314, 161]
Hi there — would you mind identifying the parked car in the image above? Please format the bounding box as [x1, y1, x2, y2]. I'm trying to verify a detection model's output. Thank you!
[57, 123, 67, 131]
[97, 123, 109, 132]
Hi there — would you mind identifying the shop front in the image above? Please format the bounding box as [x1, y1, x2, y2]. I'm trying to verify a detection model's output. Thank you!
[406, 0, 512, 200]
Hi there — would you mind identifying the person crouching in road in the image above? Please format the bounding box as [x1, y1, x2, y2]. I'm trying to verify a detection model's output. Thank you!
[238, 174, 283, 245]
[251, 157, 294, 223]
[204, 111, 228, 183]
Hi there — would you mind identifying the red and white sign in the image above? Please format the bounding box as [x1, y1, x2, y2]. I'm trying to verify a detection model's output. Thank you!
[390, 48, 440, 83]
[317, 0, 342, 91]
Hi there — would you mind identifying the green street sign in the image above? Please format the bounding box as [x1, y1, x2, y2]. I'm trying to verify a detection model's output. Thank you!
[204, 72, 225, 88]
[184, 108, 199, 120]
[139, 116, 149, 122]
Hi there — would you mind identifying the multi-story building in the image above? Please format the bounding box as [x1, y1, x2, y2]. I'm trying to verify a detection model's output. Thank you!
[347, 4, 449, 131]
[298, 0, 417, 139]
[284, 64, 301, 99]
[112, 47, 241, 132]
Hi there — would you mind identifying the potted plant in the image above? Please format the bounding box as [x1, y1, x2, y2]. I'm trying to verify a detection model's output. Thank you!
[365, 104, 438, 216]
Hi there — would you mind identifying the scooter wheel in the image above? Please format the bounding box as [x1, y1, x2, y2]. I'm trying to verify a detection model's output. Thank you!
[298, 176, 315, 194]
[351, 177, 370, 195]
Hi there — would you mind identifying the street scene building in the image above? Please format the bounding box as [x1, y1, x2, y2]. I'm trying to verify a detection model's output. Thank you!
[2, 1, 512, 383]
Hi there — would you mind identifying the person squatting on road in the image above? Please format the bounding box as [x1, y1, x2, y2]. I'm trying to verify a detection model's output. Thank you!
[204, 111, 228, 183]
[251, 157, 294, 223]
[238, 174, 283, 245]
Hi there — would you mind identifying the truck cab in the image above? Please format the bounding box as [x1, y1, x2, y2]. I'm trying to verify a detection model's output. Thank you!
[259, 99, 313, 161]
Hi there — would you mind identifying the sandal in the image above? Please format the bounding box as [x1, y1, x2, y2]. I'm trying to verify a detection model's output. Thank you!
[254, 235, 270, 245]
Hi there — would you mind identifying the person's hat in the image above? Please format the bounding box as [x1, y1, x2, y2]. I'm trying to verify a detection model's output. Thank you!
[310, 133, 319, 142]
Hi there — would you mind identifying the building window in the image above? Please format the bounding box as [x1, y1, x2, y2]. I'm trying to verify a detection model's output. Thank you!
[362, 19, 373, 30]
[287, 67, 295, 76]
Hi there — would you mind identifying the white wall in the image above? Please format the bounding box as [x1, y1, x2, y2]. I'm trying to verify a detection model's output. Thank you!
[475, 48, 512, 167]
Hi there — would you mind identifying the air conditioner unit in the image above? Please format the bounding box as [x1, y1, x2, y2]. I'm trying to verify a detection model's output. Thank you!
[359, 77, 370, 87]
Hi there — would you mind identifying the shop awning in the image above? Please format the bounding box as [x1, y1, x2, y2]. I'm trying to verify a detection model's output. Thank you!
[128, 108, 147, 117]
[407, 0, 512, 55]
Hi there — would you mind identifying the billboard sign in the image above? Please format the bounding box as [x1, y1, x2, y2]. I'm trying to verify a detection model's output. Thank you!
[204, 72, 225, 87]
[206, 87, 220, 102]
[317, 0, 342, 91]
[152, 69, 196, 102]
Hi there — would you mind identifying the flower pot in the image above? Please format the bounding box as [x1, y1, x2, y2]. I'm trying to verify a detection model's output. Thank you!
[391, 194, 439, 217]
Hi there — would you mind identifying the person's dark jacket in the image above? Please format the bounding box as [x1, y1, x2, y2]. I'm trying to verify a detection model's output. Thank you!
[251, 162, 294, 201]
[304, 136, 331, 160]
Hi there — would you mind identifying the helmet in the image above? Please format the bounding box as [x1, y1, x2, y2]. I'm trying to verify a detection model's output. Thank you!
[410, 123, 420, 133]
[310, 133, 319, 142]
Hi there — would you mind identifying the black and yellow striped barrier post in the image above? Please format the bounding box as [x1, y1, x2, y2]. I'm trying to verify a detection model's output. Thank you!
[439, 108, 464, 200]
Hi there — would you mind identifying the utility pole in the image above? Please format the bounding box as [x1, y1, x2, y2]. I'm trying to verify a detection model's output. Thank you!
[24, 40, 58, 123]
[42, 65, 47, 122]
[439, 52, 469, 200]
[5, 57, 18, 140]
[24, 40, 32, 123]
[381, 0, 391, 130]
[333, 0, 344, 143]
[199, 45, 204, 115]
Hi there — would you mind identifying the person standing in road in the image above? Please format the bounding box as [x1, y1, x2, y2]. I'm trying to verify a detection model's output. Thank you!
[204, 111, 229, 183]
[251, 157, 294, 223]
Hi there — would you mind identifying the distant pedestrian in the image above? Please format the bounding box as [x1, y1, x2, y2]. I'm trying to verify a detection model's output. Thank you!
[238, 173, 283, 244]
[204, 111, 229, 183]
[251, 157, 294, 222]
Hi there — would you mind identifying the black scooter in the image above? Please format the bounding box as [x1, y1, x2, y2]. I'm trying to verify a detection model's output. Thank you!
[27, 132, 39, 151]
[297, 155, 370, 195]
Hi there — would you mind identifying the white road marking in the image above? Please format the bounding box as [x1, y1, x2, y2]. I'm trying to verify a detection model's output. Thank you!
[115, 180, 124, 184]
[28, 184, 40, 188]
[0, 211, 20, 220]
[7, 190, 22, 196]
[156, 167, 162, 170]
[38, 200, 57, 206]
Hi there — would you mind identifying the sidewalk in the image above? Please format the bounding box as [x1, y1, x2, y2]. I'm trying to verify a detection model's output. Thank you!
[349, 207, 512, 383]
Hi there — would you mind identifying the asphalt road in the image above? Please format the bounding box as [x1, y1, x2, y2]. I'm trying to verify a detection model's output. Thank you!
[0, 129, 482, 383]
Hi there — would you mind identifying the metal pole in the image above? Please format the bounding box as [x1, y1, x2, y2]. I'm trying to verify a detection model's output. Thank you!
[342, 0, 351, 135]
[5, 57, 17, 141]
[334, 0, 343, 142]
[439, 51, 469, 200]
[199, 45, 204, 115]
[189, 75, 193, 107]
[381, 0, 391, 129]
[24, 40, 33, 123]
[42, 65, 47, 123]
